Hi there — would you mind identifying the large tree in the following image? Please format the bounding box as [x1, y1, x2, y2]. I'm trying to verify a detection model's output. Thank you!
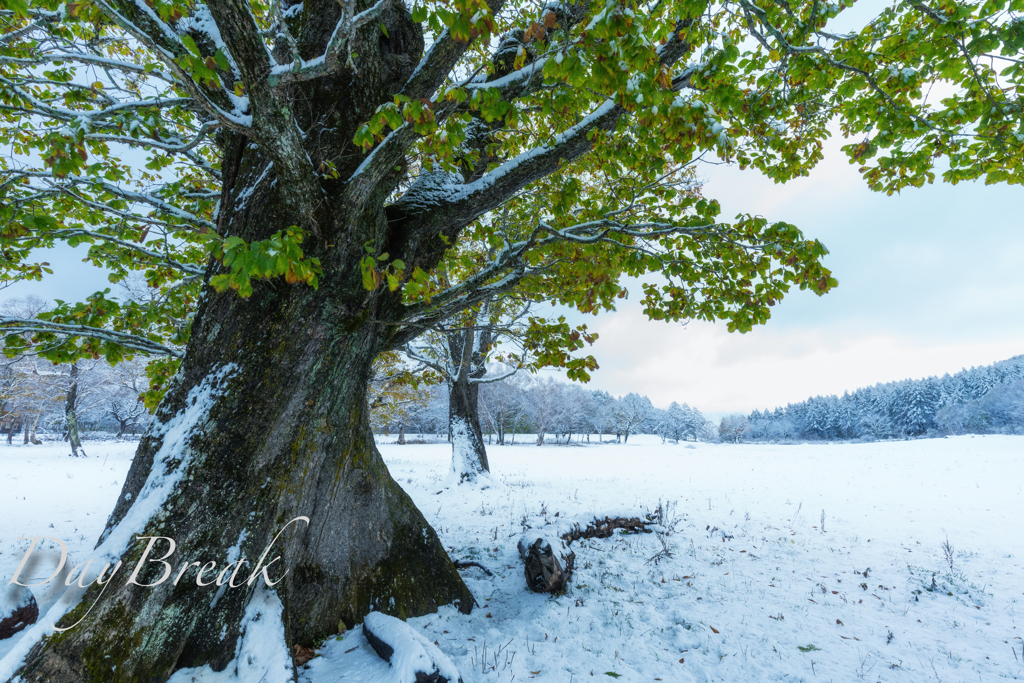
[1, 0, 1020, 680]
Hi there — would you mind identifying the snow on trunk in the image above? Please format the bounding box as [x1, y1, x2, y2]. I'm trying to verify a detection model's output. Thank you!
[0, 364, 237, 681]
[166, 586, 293, 683]
[445, 416, 492, 488]
[10, 270, 474, 682]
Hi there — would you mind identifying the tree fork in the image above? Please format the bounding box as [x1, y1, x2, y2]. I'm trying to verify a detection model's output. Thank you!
[445, 324, 492, 485]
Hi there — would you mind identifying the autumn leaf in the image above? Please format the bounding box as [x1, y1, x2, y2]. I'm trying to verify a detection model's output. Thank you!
[524, 22, 545, 43]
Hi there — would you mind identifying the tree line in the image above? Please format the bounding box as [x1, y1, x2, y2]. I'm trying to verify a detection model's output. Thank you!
[373, 369, 715, 446]
[720, 355, 1024, 442]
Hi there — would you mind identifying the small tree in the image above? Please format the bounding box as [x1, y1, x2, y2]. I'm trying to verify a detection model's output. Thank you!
[367, 351, 435, 444]
[479, 366, 528, 445]
[586, 390, 617, 442]
[612, 392, 653, 443]
[719, 414, 749, 443]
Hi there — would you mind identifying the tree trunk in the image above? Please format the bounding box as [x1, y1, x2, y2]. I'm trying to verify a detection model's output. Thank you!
[446, 372, 490, 486]
[397, 423, 406, 445]
[14, 277, 474, 682]
[444, 326, 491, 486]
[23, 418, 29, 445]
[29, 414, 40, 445]
[65, 363, 84, 457]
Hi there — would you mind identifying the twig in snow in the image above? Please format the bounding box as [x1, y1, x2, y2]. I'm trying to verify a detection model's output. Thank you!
[942, 537, 955, 571]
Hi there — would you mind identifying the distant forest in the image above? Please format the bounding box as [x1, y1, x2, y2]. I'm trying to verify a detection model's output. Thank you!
[721, 355, 1024, 442]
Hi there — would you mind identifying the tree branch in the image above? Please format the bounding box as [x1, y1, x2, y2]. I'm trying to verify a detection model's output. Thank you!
[50, 229, 206, 276]
[266, 0, 391, 86]
[90, 0, 254, 133]
[0, 318, 183, 357]
[391, 19, 693, 246]
[5, 172, 217, 231]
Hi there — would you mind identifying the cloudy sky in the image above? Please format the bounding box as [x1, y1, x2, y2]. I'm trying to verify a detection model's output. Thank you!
[563, 135, 1023, 415]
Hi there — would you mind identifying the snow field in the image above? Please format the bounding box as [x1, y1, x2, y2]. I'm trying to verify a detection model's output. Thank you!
[0, 440, 138, 663]
[337, 435, 1024, 683]
[1, 436, 1022, 682]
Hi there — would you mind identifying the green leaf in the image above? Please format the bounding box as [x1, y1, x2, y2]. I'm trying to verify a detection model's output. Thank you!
[4, 0, 29, 18]
[213, 49, 231, 72]
[180, 35, 201, 58]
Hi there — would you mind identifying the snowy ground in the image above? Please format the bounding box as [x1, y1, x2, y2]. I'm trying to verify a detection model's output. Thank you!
[2, 435, 1023, 682]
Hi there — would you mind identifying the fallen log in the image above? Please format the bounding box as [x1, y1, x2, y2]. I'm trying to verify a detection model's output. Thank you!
[518, 516, 655, 594]
[0, 586, 38, 641]
[562, 516, 653, 543]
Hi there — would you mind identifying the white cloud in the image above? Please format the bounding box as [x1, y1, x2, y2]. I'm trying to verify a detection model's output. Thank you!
[550, 131, 1022, 413]
[574, 305, 1021, 414]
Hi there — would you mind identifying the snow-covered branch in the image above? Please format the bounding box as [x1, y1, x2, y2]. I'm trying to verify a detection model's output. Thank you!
[0, 318, 183, 358]
[83, 120, 219, 155]
[86, 0, 254, 133]
[3, 172, 217, 231]
[50, 229, 205, 276]
[266, 0, 390, 86]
